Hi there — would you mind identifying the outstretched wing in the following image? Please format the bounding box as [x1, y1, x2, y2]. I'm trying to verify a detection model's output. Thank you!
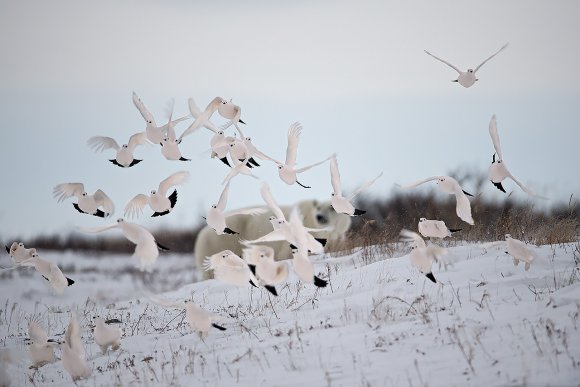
[424, 50, 461, 74]
[216, 181, 231, 211]
[507, 173, 548, 200]
[285, 122, 302, 166]
[329, 155, 342, 197]
[295, 153, 335, 174]
[79, 223, 119, 234]
[488, 114, 503, 160]
[87, 136, 119, 152]
[224, 206, 267, 218]
[93, 190, 115, 216]
[399, 229, 427, 248]
[124, 194, 150, 219]
[53, 183, 84, 202]
[260, 182, 285, 220]
[348, 171, 383, 201]
[455, 192, 474, 225]
[397, 176, 440, 189]
[159, 171, 189, 196]
[474, 43, 509, 73]
[132, 91, 156, 126]
[127, 131, 149, 151]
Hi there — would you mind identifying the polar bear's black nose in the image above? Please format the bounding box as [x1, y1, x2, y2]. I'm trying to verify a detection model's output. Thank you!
[316, 214, 328, 225]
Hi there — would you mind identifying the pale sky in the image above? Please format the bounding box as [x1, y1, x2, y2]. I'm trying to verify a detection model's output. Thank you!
[0, 0, 579, 240]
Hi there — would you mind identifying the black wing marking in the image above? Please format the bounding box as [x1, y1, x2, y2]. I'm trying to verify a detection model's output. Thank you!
[491, 181, 506, 193]
[168, 189, 178, 208]
[425, 272, 437, 283]
[313, 276, 328, 288]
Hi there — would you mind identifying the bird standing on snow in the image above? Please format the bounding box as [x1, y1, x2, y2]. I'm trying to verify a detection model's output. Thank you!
[80, 219, 169, 272]
[28, 322, 57, 368]
[93, 318, 122, 354]
[488, 115, 547, 198]
[125, 171, 189, 218]
[53, 183, 115, 218]
[205, 181, 265, 235]
[276, 122, 334, 188]
[504, 234, 537, 271]
[87, 132, 149, 168]
[398, 175, 475, 225]
[424, 43, 508, 88]
[329, 155, 382, 216]
[418, 218, 461, 239]
[399, 229, 448, 283]
[61, 313, 90, 381]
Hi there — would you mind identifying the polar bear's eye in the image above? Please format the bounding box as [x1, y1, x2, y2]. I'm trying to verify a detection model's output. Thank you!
[316, 213, 328, 225]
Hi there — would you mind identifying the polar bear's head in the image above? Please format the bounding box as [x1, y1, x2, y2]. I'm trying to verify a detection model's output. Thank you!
[298, 199, 352, 246]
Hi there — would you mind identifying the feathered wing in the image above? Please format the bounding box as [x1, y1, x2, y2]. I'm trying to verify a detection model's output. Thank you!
[127, 131, 149, 151]
[349, 171, 383, 200]
[424, 50, 461, 74]
[124, 194, 150, 219]
[87, 136, 119, 152]
[29, 322, 48, 345]
[48, 262, 67, 294]
[178, 98, 204, 140]
[329, 155, 342, 196]
[507, 173, 548, 200]
[132, 91, 156, 126]
[64, 313, 85, 358]
[399, 229, 427, 248]
[53, 183, 84, 202]
[488, 114, 503, 160]
[295, 153, 335, 174]
[252, 146, 282, 164]
[93, 190, 115, 216]
[474, 43, 509, 73]
[260, 182, 285, 220]
[397, 176, 440, 189]
[216, 181, 231, 211]
[79, 223, 119, 234]
[454, 191, 474, 225]
[159, 171, 189, 196]
[285, 122, 302, 166]
[241, 229, 287, 244]
[223, 207, 267, 218]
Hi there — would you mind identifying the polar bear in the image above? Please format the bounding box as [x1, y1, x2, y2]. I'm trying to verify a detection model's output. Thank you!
[194, 199, 351, 280]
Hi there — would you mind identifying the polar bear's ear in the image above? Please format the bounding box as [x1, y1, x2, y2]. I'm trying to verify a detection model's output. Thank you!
[312, 199, 319, 208]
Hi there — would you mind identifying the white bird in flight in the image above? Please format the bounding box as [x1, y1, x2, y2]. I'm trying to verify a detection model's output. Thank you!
[177, 97, 224, 141]
[242, 184, 328, 254]
[488, 115, 546, 198]
[232, 124, 280, 167]
[276, 122, 334, 188]
[148, 294, 227, 339]
[28, 322, 57, 368]
[243, 245, 288, 296]
[398, 176, 475, 225]
[61, 313, 90, 381]
[4, 251, 75, 293]
[290, 246, 327, 288]
[203, 249, 262, 289]
[504, 234, 537, 271]
[400, 229, 448, 283]
[53, 183, 115, 218]
[160, 101, 191, 161]
[125, 171, 189, 218]
[424, 43, 508, 88]
[5, 242, 36, 265]
[209, 128, 234, 167]
[418, 218, 461, 239]
[132, 91, 190, 144]
[87, 132, 149, 168]
[80, 219, 169, 272]
[93, 318, 122, 354]
[205, 181, 266, 235]
[218, 98, 246, 131]
[329, 155, 382, 216]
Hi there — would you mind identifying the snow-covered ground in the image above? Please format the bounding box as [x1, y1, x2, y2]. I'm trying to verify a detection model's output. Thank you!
[1, 240, 579, 386]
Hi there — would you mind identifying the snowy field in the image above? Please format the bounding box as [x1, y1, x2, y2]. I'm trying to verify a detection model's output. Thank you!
[1, 240, 580, 386]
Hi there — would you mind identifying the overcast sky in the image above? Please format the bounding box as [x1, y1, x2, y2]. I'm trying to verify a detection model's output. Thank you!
[0, 0, 579, 240]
